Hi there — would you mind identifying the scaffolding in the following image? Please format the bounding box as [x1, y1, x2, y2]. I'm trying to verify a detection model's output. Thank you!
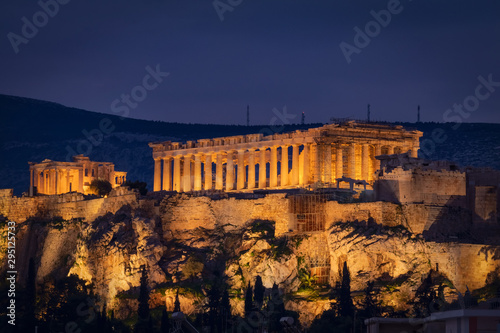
[289, 193, 327, 232]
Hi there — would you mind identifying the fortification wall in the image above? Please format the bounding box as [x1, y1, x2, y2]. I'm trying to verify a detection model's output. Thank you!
[160, 193, 291, 236]
[429, 243, 500, 291]
[324, 201, 471, 235]
[376, 168, 466, 205]
[0, 188, 138, 223]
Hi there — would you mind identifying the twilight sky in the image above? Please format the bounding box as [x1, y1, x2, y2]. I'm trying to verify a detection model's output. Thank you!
[1, 0, 499, 125]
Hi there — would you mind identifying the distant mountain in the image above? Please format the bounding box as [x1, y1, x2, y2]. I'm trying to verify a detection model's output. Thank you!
[1, 94, 499, 195]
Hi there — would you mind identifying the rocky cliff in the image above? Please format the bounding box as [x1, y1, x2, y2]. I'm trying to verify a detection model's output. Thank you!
[1, 191, 500, 327]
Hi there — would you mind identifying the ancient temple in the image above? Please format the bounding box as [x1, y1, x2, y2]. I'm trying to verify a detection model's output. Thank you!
[149, 121, 422, 192]
[28, 154, 127, 195]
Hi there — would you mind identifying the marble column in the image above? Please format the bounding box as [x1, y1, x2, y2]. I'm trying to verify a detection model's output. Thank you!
[237, 149, 246, 190]
[292, 144, 299, 185]
[29, 168, 34, 196]
[386, 145, 394, 155]
[53, 169, 58, 194]
[270, 146, 278, 188]
[183, 154, 192, 192]
[38, 170, 43, 194]
[45, 170, 49, 194]
[204, 153, 212, 190]
[247, 149, 256, 189]
[226, 151, 234, 191]
[173, 156, 181, 192]
[259, 147, 267, 188]
[280, 145, 288, 187]
[163, 157, 172, 191]
[56, 169, 61, 194]
[78, 168, 84, 193]
[324, 144, 332, 183]
[154, 158, 162, 191]
[194, 154, 202, 191]
[348, 144, 356, 179]
[301, 144, 310, 185]
[65, 169, 70, 193]
[374, 144, 382, 172]
[362, 144, 369, 181]
[216, 153, 223, 190]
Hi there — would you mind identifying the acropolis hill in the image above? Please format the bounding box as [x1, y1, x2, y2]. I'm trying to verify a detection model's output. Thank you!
[1, 116, 500, 326]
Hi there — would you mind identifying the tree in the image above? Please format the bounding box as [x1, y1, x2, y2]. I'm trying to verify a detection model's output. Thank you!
[244, 282, 253, 316]
[161, 309, 170, 333]
[254, 275, 265, 310]
[267, 283, 286, 332]
[339, 261, 354, 318]
[220, 289, 232, 332]
[136, 266, 150, 333]
[361, 281, 380, 319]
[23, 257, 37, 331]
[412, 270, 437, 317]
[89, 179, 112, 196]
[183, 256, 204, 281]
[174, 290, 181, 313]
[207, 282, 220, 332]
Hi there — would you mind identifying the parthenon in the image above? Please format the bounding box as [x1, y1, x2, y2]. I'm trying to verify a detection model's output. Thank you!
[28, 154, 127, 196]
[149, 121, 423, 192]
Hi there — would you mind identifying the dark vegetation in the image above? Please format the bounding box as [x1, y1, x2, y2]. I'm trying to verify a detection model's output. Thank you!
[89, 179, 113, 196]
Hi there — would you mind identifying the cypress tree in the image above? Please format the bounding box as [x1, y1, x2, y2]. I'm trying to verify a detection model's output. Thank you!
[136, 265, 150, 333]
[220, 289, 232, 332]
[244, 283, 253, 316]
[25, 257, 37, 330]
[254, 275, 265, 310]
[174, 289, 181, 313]
[138, 266, 150, 321]
[161, 309, 170, 333]
[361, 281, 380, 319]
[339, 261, 354, 318]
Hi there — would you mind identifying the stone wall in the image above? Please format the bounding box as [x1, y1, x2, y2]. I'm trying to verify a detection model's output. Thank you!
[375, 167, 466, 205]
[158, 194, 472, 238]
[324, 201, 469, 235]
[160, 193, 291, 236]
[0, 188, 138, 223]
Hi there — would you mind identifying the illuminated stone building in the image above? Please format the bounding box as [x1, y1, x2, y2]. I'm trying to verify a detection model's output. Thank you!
[28, 154, 127, 195]
[149, 121, 423, 192]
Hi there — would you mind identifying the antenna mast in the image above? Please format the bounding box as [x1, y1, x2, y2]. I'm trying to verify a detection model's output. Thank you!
[246, 105, 250, 126]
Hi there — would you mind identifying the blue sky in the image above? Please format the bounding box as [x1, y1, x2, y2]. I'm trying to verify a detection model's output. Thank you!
[1, 0, 499, 124]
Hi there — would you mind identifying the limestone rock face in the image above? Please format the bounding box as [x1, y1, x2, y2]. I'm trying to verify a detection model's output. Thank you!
[2, 193, 500, 327]
[227, 238, 300, 293]
[69, 208, 167, 308]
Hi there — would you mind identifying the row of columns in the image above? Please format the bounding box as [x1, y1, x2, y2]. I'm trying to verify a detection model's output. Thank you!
[154, 144, 308, 192]
[153, 143, 418, 192]
[318, 143, 416, 184]
[30, 167, 84, 195]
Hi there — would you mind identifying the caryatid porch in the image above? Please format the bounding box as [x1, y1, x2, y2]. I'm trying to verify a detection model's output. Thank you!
[149, 122, 422, 192]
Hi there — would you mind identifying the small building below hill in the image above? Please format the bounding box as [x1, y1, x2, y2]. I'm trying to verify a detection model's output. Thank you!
[365, 308, 500, 333]
[28, 154, 127, 196]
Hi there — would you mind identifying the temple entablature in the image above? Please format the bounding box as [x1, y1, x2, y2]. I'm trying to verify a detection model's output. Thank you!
[149, 122, 423, 193]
